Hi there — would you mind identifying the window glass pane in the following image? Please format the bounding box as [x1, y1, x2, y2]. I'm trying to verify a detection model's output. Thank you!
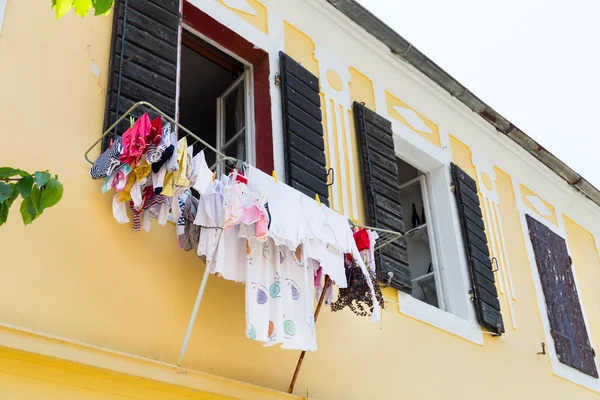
[225, 84, 245, 144]
[226, 138, 246, 162]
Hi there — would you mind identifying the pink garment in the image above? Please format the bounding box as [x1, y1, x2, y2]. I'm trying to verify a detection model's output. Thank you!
[255, 210, 269, 242]
[242, 194, 265, 224]
[314, 266, 323, 287]
[120, 113, 151, 166]
[111, 168, 130, 192]
[223, 182, 244, 231]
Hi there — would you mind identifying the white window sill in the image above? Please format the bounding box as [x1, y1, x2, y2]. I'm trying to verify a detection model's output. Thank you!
[549, 347, 600, 392]
[397, 291, 484, 345]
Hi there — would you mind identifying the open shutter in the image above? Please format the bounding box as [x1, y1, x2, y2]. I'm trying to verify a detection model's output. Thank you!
[103, 0, 181, 149]
[354, 102, 410, 293]
[279, 52, 329, 207]
[451, 163, 504, 334]
[527, 215, 598, 377]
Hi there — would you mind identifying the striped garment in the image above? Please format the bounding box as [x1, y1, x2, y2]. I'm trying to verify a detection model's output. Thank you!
[129, 192, 167, 232]
[90, 136, 125, 179]
[146, 123, 172, 164]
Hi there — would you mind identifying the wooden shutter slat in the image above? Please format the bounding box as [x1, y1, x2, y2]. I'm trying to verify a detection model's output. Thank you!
[280, 52, 329, 206]
[117, 24, 177, 59]
[144, 0, 180, 14]
[288, 118, 325, 151]
[122, 0, 180, 28]
[362, 108, 392, 132]
[110, 76, 175, 114]
[527, 215, 598, 378]
[355, 102, 411, 292]
[451, 163, 504, 334]
[473, 271, 498, 297]
[289, 165, 329, 198]
[115, 41, 177, 80]
[282, 56, 319, 93]
[115, 62, 176, 98]
[360, 154, 398, 181]
[286, 73, 321, 109]
[288, 103, 324, 136]
[289, 148, 327, 181]
[117, 4, 178, 46]
[288, 135, 326, 165]
[287, 89, 323, 123]
[372, 193, 404, 219]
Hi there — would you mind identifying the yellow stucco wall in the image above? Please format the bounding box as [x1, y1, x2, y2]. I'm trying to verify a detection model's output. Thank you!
[1, 1, 600, 400]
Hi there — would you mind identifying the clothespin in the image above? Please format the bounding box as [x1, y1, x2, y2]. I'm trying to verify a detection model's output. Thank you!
[129, 116, 135, 127]
[212, 170, 216, 182]
[272, 170, 278, 182]
[315, 194, 321, 206]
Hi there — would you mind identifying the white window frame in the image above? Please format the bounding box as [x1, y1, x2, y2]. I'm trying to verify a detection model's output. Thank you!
[182, 24, 256, 169]
[390, 128, 483, 345]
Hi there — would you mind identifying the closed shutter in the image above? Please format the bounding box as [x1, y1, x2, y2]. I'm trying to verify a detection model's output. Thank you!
[451, 163, 504, 334]
[526, 215, 598, 377]
[279, 52, 329, 207]
[354, 102, 410, 293]
[102, 0, 181, 150]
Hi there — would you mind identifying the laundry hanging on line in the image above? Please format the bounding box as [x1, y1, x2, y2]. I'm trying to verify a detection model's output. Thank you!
[89, 112, 385, 352]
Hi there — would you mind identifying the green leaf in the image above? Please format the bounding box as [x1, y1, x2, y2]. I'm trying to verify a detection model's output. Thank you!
[20, 197, 35, 225]
[0, 167, 27, 179]
[53, 0, 73, 19]
[34, 171, 51, 187]
[0, 189, 18, 227]
[30, 187, 42, 213]
[91, 0, 114, 15]
[0, 182, 14, 203]
[73, 0, 92, 16]
[40, 179, 64, 210]
[15, 175, 33, 198]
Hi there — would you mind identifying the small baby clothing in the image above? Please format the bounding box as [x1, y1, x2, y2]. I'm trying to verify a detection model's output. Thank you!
[245, 237, 316, 351]
[91, 136, 126, 180]
[120, 113, 151, 166]
[147, 123, 172, 165]
[191, 150, 213, 195]
[245, 165, 304, 249]
[165, 129, 179, 172]
[353, 228, 370, 252]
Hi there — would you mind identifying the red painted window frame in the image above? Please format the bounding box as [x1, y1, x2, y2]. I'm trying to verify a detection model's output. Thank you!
[182, 2, 274, 173]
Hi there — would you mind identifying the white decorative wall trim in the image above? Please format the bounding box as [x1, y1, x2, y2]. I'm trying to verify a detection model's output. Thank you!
[0, 0, 6, 36]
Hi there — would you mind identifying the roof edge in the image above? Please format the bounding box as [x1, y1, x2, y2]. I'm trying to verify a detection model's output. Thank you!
[326, 0, 600, 208]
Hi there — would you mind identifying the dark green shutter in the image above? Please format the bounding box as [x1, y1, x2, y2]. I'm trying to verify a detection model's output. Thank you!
[527, 215, 597, 377]
[354, 102, 410, 293]
[103, 0, 181, 150]
[279, 52, 329, 207]
[451, 163, 504, 334]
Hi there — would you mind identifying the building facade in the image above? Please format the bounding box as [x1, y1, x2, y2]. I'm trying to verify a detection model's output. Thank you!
[1, 0, 600, 399]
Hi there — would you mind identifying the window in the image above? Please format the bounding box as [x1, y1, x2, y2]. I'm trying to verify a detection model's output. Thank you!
[527, 215, 598, 378]
[354, 102, 497, 342]
[397, 158, 440, 308]
[179, 30, 253, 170]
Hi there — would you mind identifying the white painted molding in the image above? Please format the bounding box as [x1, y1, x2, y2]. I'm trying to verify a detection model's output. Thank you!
[0, 0, 6, 36]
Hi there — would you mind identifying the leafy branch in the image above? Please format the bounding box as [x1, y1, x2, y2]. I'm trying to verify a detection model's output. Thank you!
[0, 168, 64, 226]
[51, 0, 115, 19]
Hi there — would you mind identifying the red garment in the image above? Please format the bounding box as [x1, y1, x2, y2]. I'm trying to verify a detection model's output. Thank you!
[147, 116, 162, 146]
[353, 228, 371, 252]
[120, 113, 151, 166]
